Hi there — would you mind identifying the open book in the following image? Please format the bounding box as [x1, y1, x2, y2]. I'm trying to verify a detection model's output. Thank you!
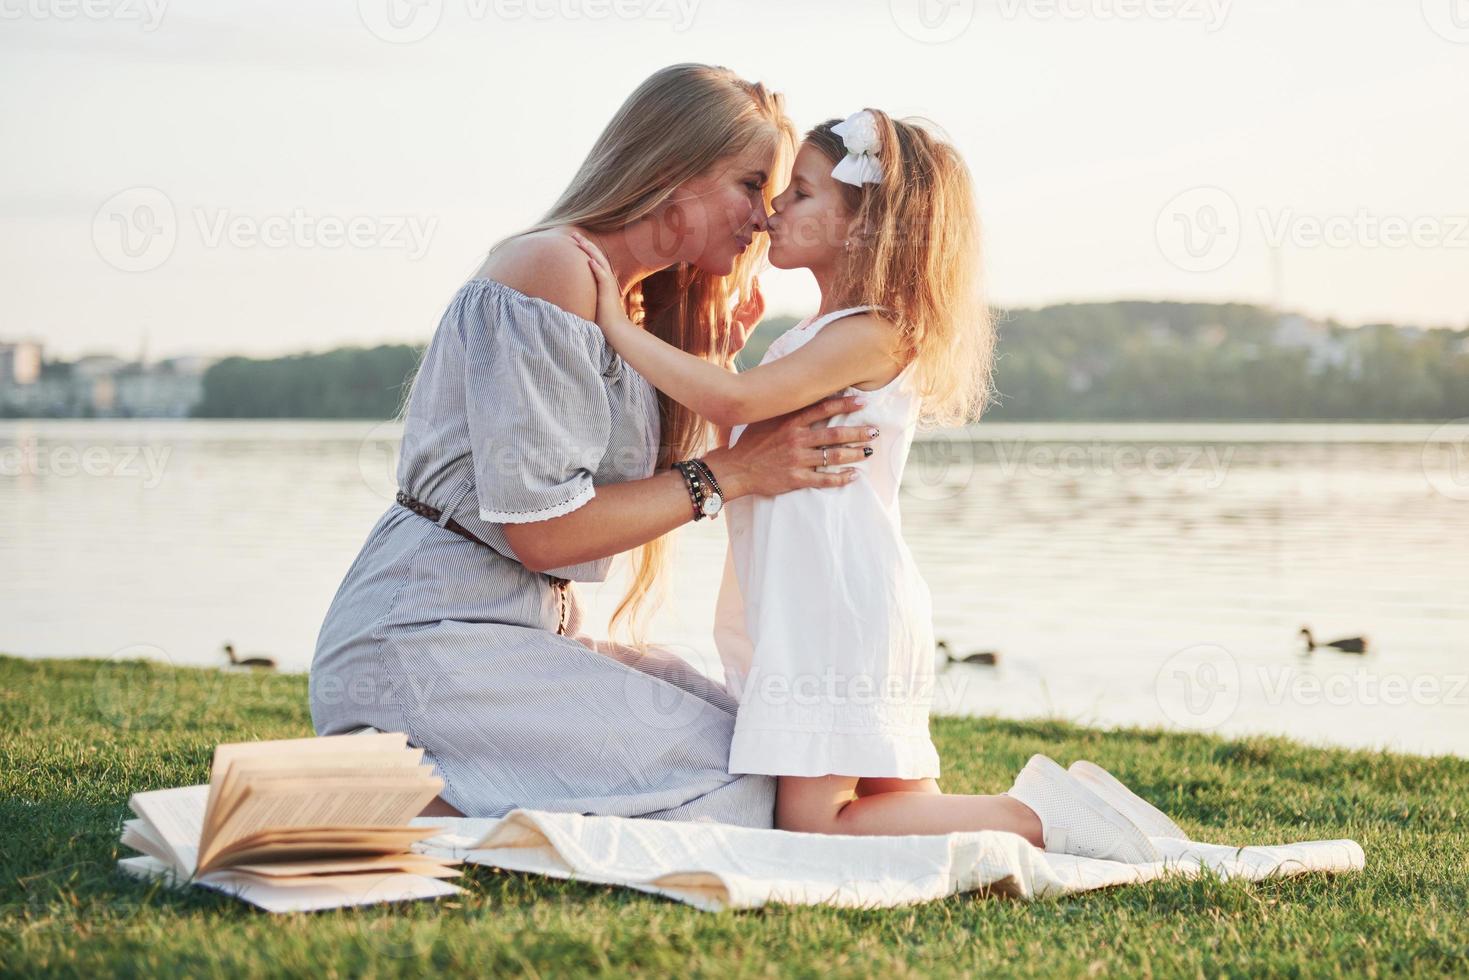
[118, 732, 462, 912]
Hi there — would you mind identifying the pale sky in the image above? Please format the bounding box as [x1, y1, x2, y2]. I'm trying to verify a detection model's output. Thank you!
[2, 0, 1466, 359]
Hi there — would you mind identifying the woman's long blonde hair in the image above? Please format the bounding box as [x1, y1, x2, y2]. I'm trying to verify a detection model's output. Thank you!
[806, 110, 997, 430]
[497, 63, 795, 649]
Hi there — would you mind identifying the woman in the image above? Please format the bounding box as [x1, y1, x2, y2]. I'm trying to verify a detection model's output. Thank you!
[309, 64, 877, 826]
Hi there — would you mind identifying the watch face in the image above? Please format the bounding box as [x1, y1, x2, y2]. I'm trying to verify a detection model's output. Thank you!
[700, 494, 722, 516]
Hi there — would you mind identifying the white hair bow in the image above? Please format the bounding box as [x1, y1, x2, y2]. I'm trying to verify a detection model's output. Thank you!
[829, 110, 883, 187]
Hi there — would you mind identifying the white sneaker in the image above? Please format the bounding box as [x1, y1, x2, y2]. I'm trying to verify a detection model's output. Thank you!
[1003, 754, 1162, 864]
[1068, 760, 1190, 840]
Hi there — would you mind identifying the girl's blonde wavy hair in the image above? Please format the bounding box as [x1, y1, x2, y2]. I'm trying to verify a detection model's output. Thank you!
[805, 110, 997, 430]
[492, 63, 795, 649]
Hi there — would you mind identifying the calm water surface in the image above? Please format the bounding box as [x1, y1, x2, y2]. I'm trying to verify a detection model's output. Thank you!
[3, 419, 1466, 757]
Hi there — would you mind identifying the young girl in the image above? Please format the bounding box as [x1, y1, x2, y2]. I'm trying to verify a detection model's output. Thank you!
[571, 110, 1167, 862]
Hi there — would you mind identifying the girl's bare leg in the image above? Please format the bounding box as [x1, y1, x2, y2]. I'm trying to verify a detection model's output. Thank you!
[419, 795, 464, 817]
[856, 777, 941, 797]
[776, 774, 1043, 846]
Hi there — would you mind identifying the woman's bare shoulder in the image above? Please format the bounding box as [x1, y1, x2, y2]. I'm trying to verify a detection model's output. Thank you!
[475, 228, 598, 323]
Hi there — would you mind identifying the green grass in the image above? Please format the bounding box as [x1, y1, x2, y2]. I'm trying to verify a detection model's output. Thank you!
[1, 654, 1465, 978]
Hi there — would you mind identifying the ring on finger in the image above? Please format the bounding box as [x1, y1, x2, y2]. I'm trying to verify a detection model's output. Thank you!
[821, 446, 828, 467]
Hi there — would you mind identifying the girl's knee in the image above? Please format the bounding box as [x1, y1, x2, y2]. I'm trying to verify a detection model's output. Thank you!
[774, 774, 858, 834]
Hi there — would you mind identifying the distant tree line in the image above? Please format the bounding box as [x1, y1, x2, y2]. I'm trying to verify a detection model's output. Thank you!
[192, 302, 1469, 421]
[193, 345, 422, 419]
[977, 302, 1468, 421]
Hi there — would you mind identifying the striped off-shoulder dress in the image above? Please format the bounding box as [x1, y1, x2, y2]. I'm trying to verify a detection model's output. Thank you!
[310, 277, 776, 827]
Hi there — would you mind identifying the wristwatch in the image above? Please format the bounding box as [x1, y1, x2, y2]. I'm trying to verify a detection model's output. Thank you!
[691, 458, 724, 519]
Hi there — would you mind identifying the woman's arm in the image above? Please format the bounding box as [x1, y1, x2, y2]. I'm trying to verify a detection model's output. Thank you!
[572, 232, 902, 428]
[502, 467, 709, 572]
[504, 397, 879, 572]
[478, 232, 878, 572]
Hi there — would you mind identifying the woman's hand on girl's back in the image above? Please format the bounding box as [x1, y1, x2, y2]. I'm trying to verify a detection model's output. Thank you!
[705, 394, 877, 499]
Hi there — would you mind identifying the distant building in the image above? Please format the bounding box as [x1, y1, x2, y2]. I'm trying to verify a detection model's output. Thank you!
[0, 340, 42, 385]
[1197, 324, 1228, 349]
[1271, 314, 1362, 378]
[0, 343, 211, 417]
[115, 358, 206, 418]
[1143, 319, 1173, 345]
[70, 356, 128, 415]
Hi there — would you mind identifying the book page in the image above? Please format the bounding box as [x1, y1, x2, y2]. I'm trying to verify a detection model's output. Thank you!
[121, 855, 460, 913]
[193, 870, 460, 913]
[127, 784, 210, 874]
[120, 819, 171, 864]
[203, 733, 413, 839]
[217, 829, 440, 867]
[204, 763, 433, 846]
[229, 856, 459, 878]
[208, 732, 408, 785]
[200, 780, 441, 871]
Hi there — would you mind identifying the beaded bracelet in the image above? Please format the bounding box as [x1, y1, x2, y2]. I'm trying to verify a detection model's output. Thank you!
[690, 458, 723, 503]
[672, 460, 707, 521]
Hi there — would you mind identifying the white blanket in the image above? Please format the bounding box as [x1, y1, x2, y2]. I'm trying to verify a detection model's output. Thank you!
[414, 810, 1364, 912]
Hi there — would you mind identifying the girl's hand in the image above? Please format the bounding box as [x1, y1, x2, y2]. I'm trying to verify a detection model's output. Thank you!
[729, 279, 766, 355]
[569, 231, 636, 337]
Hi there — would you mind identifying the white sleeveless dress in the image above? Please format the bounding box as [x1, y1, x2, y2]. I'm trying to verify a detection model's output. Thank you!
[713, 306, 941, 779]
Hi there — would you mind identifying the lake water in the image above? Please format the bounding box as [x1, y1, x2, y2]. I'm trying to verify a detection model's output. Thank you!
[3, 418, 1466, 758]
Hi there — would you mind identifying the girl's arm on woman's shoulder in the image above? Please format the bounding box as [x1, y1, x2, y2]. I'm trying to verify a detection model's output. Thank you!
[594, 304, 898, 427]
[572, 232, 900, 426]
[716, 315, 904, 424]
[477, 232, 599, 321]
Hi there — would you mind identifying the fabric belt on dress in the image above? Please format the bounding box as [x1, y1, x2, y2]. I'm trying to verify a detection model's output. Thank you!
[394, 489, 571, 636]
